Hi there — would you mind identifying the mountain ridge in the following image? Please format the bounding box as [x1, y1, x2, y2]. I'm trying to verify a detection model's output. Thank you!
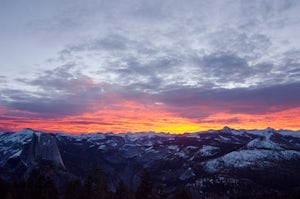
[3, 125, 299, 136]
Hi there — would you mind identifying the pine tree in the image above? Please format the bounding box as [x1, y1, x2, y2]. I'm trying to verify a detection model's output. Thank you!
[115, 180, 132, 199]
[0, 178, 10, 199]
[26, 169, 45, 199]
[83, 174, 93, 199]
[42, 177, 59, 199]
[156, 180, 167, 199]
[174, 188, 191, 199]
[93, 162, 108, 197]
[83, 162, 110, 199]
[64, 180, 83, 199]
[135, 169, 153, 199]
[26, 169, 59, 199]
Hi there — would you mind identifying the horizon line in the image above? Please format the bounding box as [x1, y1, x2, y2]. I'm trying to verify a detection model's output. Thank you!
[3, 126, 300, 135]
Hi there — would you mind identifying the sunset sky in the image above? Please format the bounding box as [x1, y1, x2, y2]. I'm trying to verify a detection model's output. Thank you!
[0, 0, 300, 133]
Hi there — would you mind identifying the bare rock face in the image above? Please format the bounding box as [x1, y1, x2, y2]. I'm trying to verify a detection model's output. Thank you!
[0, 129, 65, 180]
[31, 133, 65, 169]
[19, 131, 65, 169]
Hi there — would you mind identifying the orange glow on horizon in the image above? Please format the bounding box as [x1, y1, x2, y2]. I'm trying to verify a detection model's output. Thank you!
[0, 102, 299, 134]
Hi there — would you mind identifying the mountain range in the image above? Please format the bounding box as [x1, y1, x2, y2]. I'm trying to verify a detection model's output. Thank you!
[1, 127, 300, 198]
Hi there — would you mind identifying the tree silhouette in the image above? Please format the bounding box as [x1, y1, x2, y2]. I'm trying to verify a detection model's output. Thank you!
[11, 180, 26, 199]
[115, 181, 127, 199]
[93, 162, 108, 197]
[83, 173, 93, 199]
[156, 178, 167, 199]
[83, 162, 111, 199]
[0, 178, 10, 199]
[135, 169, 153, 199]
[64, 180, 83, 199]
[42, 177, 59, 199]
[173, 188, 191, 199]
[26, 169, 59, 199]
[114, 180, 135, 199]
[26, 169, 45, 199]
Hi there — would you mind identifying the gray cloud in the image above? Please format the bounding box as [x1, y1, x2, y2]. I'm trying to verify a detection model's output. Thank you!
[1, 62, 300, 121]
[0, 65, 111, 118]
[0, 76, 7, 84]
[49, 32, 300, 98]
[65, 34, 133, 53]
[0, 0, 300, 126]
[209, 31, 271, 60]
[198, 52, 254, 83]
[202, 117, 241, 124]
[154, 81, 300, 118]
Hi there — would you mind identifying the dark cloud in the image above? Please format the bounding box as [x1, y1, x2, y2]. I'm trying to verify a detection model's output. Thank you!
[1, 61, 299, 122]
[197, 52, 254, 83]
[67, 121, 114, 125]
[155, 82, 300, 118]
[108, 55, 181, 90]
[29, 64, 96, 92]
[0, 88, 96, 118]
[201, 117, 241, 124]
[0, 65, 113, 118]
[6, 99, 83, 116]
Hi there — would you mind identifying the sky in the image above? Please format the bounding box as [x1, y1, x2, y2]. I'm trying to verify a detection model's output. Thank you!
[0, 0, 300, 133]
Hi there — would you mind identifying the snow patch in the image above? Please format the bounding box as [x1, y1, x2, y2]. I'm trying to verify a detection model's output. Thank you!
[199, 145, 219, 157]
[202, 149, 300, 173]
[179, 167, 195, 180]
[168, 145, 180, 151]
[9, 150, 22, 159]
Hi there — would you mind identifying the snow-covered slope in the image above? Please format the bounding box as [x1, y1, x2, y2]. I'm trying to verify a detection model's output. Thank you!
[0, 128, 35, 166]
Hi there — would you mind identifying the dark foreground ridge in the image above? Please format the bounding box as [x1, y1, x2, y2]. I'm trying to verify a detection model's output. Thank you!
[1, 127, 300, 198]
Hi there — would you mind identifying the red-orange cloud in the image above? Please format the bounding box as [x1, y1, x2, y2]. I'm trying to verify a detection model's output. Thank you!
[1, 102, 299, 134]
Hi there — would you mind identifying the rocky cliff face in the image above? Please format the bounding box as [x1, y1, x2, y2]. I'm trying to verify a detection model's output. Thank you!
[0, 129, 65, 180]
[31, 133, 65, 168]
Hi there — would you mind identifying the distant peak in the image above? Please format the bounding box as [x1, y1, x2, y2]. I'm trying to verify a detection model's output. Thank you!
[19, 128, 35, 133]
[264, 127, 276, 133]
[222, 126, 234, 132]
[18, 128, 41, 136]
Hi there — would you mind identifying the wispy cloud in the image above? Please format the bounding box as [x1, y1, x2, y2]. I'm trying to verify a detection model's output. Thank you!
[0, 0, 300, 132]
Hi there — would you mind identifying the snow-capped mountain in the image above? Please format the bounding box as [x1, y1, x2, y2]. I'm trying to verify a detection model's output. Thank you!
[1, 127, 300, 197]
